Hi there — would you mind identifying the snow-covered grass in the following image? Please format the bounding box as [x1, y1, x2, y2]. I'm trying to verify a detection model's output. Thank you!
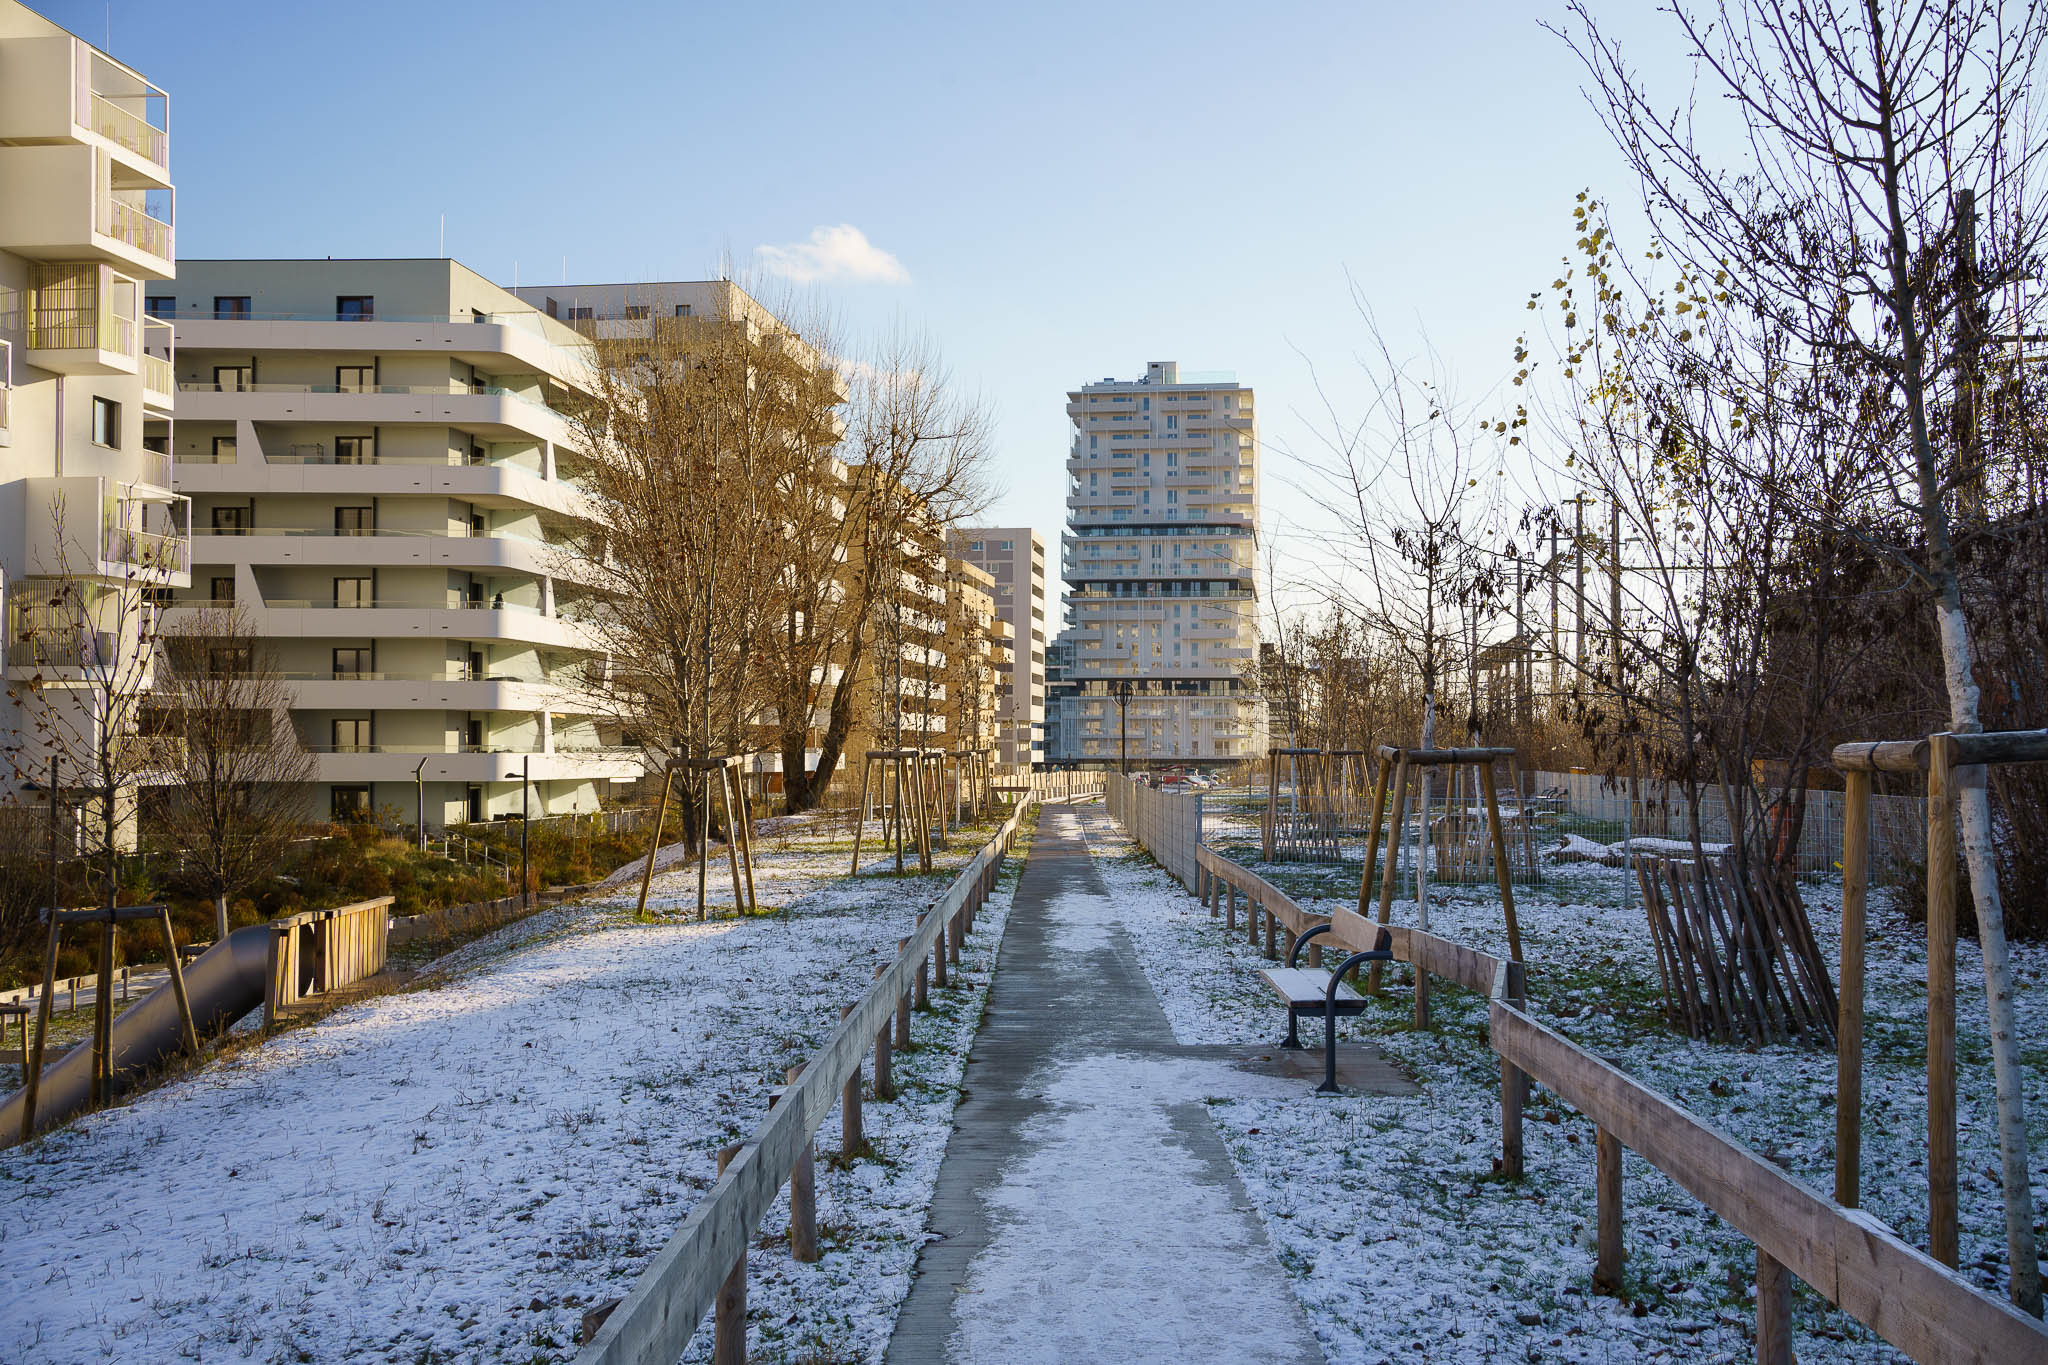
[0, 816, 1032, 1365]
[1077, 810, 2048, 1365]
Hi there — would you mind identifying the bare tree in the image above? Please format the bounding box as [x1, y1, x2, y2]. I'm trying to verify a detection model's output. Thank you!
[147, 607, 313, 940]
[1559, 0, 2047, 1310]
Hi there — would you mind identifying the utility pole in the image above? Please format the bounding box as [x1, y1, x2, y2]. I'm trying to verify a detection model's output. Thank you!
[520, 757, 530, 908]
[415, 756, 429, 853]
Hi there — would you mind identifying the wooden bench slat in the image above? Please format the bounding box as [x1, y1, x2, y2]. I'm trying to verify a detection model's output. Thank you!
[1259, 967, 1361, 1007]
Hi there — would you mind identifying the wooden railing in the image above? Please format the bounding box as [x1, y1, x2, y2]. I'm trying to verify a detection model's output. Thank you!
[575, 801, 1033, 1365]
[264, 897, 392, 1023]
[1183, 842, 2048, 1363]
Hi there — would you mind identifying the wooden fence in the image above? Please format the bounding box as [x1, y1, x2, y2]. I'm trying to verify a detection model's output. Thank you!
[264, 896, 393, 1024]
[1176, 837, 2048, 1363]
[574, 799, 1034, 1365]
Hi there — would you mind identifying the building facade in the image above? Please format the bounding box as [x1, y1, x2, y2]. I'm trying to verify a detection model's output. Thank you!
[162, 259, 640, 826]
[0, 2, 186, 844]
[952, 528, 1045, 769]
[1055, 361, 1264, 767]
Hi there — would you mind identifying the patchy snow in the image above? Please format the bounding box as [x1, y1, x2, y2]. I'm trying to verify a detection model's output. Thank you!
[1076, 809, 2048, 1365]
[0, 821, 1027, 1365]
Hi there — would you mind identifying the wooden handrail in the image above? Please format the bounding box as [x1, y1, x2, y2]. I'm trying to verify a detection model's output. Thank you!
[1188, 840, 2048, 1363]
[577, 801, 1033, 1365]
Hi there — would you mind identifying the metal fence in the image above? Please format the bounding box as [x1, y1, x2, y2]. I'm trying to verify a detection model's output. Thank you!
[1104, 778, 1203, 888]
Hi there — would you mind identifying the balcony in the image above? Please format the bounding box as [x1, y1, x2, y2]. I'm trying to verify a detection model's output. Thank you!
[0, 142, 173, 275]
[0, 32, 169, 177]
[141, 315, 174, 409]
[25, 262, 142, 376]
[18, 475, 191, 587]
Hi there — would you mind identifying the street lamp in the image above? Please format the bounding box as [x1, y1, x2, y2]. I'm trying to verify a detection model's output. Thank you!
[1114, 678, 1134, 775]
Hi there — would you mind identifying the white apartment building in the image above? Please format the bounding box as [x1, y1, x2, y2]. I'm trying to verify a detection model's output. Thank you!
[0, 3, 186, 841]
[953, 528, 1046, 768]
[1057, 361, 1265, 767]
[162, 259, 640, 826]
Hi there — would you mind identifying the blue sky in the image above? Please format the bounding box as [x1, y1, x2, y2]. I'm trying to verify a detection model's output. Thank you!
[39, 0, 1689, 610]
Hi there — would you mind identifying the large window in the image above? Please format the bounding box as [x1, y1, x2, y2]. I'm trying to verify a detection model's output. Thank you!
[336, 296, 374, 321]
[334, 506, 373, 536]
[208, 575, 235, 605]
[213, 365, 253, 392]
[334, 435, 372, 465]
[210, 505, 248, 535]
[91, 396, 120, 447]
[335, 365, 375, 394]
[331, 786, 372, 821]
[145, 296, 175, 318]
[331, 718, 372, 752]
[213, 296, 250, 320]
[211, 435, 237, 463]
[333, 647, 371, 679]
[333, 576, 372, 607]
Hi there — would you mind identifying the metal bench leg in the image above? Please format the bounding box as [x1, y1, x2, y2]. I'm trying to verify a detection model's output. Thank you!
[1283, 1006, 1303, 1050]
[1318, 997, 1340, 1093]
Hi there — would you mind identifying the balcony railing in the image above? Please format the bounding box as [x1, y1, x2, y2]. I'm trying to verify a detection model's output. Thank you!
[175, 381, 568, 420]
[137, 450, 171, 489]
[105, 197, 172, 261]
[259, 597, 548, 614]
[27, 264, 101, 351]
[88, 91, 167, 165]
[101, 519, 189, 574]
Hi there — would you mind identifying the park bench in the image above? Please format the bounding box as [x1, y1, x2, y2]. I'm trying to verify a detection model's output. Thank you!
[1258, 922, 1393, 1093]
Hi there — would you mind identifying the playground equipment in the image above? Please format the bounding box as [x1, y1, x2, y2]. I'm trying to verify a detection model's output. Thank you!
[635, 755, 759, 919]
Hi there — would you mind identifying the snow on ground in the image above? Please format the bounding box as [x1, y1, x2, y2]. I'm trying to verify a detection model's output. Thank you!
[1079, 810, 2048, 1365]
[0, 817, 1029, 1365]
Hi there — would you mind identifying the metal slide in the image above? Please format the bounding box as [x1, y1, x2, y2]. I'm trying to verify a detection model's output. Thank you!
[0, 923, 272, 1147]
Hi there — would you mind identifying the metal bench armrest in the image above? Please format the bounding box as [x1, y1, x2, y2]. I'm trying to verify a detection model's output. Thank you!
[1287, 922, 1335, 968]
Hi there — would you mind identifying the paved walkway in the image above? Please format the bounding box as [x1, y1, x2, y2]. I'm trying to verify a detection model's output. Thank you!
[886, 804, 1343, 1365]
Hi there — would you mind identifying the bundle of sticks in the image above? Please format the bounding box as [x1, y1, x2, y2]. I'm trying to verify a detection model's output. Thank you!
[1634, 850, 1838, 1046]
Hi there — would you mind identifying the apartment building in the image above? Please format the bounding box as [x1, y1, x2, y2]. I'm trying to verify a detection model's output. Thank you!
[940, 554, 1012, 759]
[952, 528, 1045, 769]
[1055, 361, 1265, 767]
[0, 3, 186, 843]
[161, 258, 640, 826]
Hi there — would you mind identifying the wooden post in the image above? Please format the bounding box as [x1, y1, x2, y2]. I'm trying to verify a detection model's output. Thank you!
[1500, 961, 1527, 1179]
[1836, 768, 1871, 1208]
[717, 764, 745, 915]
[634, 766, 676, 917]
[20, 896, 63, 1141]
[1356, 753, 1393, 919]
[840, 1004, 863, 1155]
[713, 1142, 746, 1365]
[733, 765, 759, 912]
[895, 938, 913, 1048]
[1263, 909, 1278, 960]
[915, 915, 931, 1008]
[90, 918, 114, 1106]
[872, 965, 895, 1100]
[1225, 884, 1237, 933]
[1476, 759, 1525, 964]
[1369, 753, 1411, 995]
[850, 755, 873, 876]
[1926, 734, 1958, 1267]
[1756, 1247, 1794, 1365]
[158, 904, 199, 1057]
[783, 1064, 818, 1262]
[947, 908, 962, 965]
[1594, 1125, 1623, 1294]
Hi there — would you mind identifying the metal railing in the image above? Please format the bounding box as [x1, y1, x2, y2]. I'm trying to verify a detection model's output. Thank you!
[106, 198, 172, 260]
[101, 520, 189, 574]
[136, 450, 171, 489]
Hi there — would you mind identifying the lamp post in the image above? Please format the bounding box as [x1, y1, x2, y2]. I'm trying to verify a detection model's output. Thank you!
[414, 756, 430, 853]
[1115, 678, 1134, 775]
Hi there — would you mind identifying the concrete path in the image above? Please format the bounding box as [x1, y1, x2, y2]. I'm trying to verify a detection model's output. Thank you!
[886, 804, 1342, 1365]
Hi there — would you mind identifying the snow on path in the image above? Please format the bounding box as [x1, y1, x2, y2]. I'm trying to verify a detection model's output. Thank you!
[0, 831, 1022, 1365]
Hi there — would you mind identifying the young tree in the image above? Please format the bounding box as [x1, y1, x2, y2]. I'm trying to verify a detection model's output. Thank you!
[148, 607, 313, 940]
[1560, 0, 2047, 1310]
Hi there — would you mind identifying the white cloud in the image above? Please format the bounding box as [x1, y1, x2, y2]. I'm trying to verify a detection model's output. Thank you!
[755, 224, 910, 285]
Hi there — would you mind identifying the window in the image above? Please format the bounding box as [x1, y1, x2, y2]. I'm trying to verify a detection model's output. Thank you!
[333, 576, 372, 607]
[568, 306, 593, 322]
[334, 435, 372, 465]
[544, 297, 558, 319]
[968, 541, 983, 552]
[331, 786, 372, 820]
[91, 396, 120, 447]
[1000, 540, 1014, 551]
[211, 435, 237, 463]
[145, 296, 175, 319]
[214, 365, 253, 392]
[209, 575, 235, 605]
[211, 506, 248, 535]
[624, 305, 650, 320]
[335, 365, 375, 394]
[334, 506, 374, 536]
[332, 647, 371, 679]
[673, 303, 693, 318]
[213, 296, 251, 320]
[336, 296, 374, 321]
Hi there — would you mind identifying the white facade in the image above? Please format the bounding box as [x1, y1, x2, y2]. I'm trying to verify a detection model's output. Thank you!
[163, 259, 640, 826]
[0, 2, 187, 838]
[1057, 361, 1264, 766]
[952, 528, 1045, 768]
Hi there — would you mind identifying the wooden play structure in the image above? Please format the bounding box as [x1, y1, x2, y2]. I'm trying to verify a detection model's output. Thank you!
[1260, 747, 1343, 862]
[850, 748, 934, 875]
[1832, 727, 2048, 1277]
[1352, 744, 1525, 1027]
[635, 755, 760, 919]
[1632, 849, 1835, 1047]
